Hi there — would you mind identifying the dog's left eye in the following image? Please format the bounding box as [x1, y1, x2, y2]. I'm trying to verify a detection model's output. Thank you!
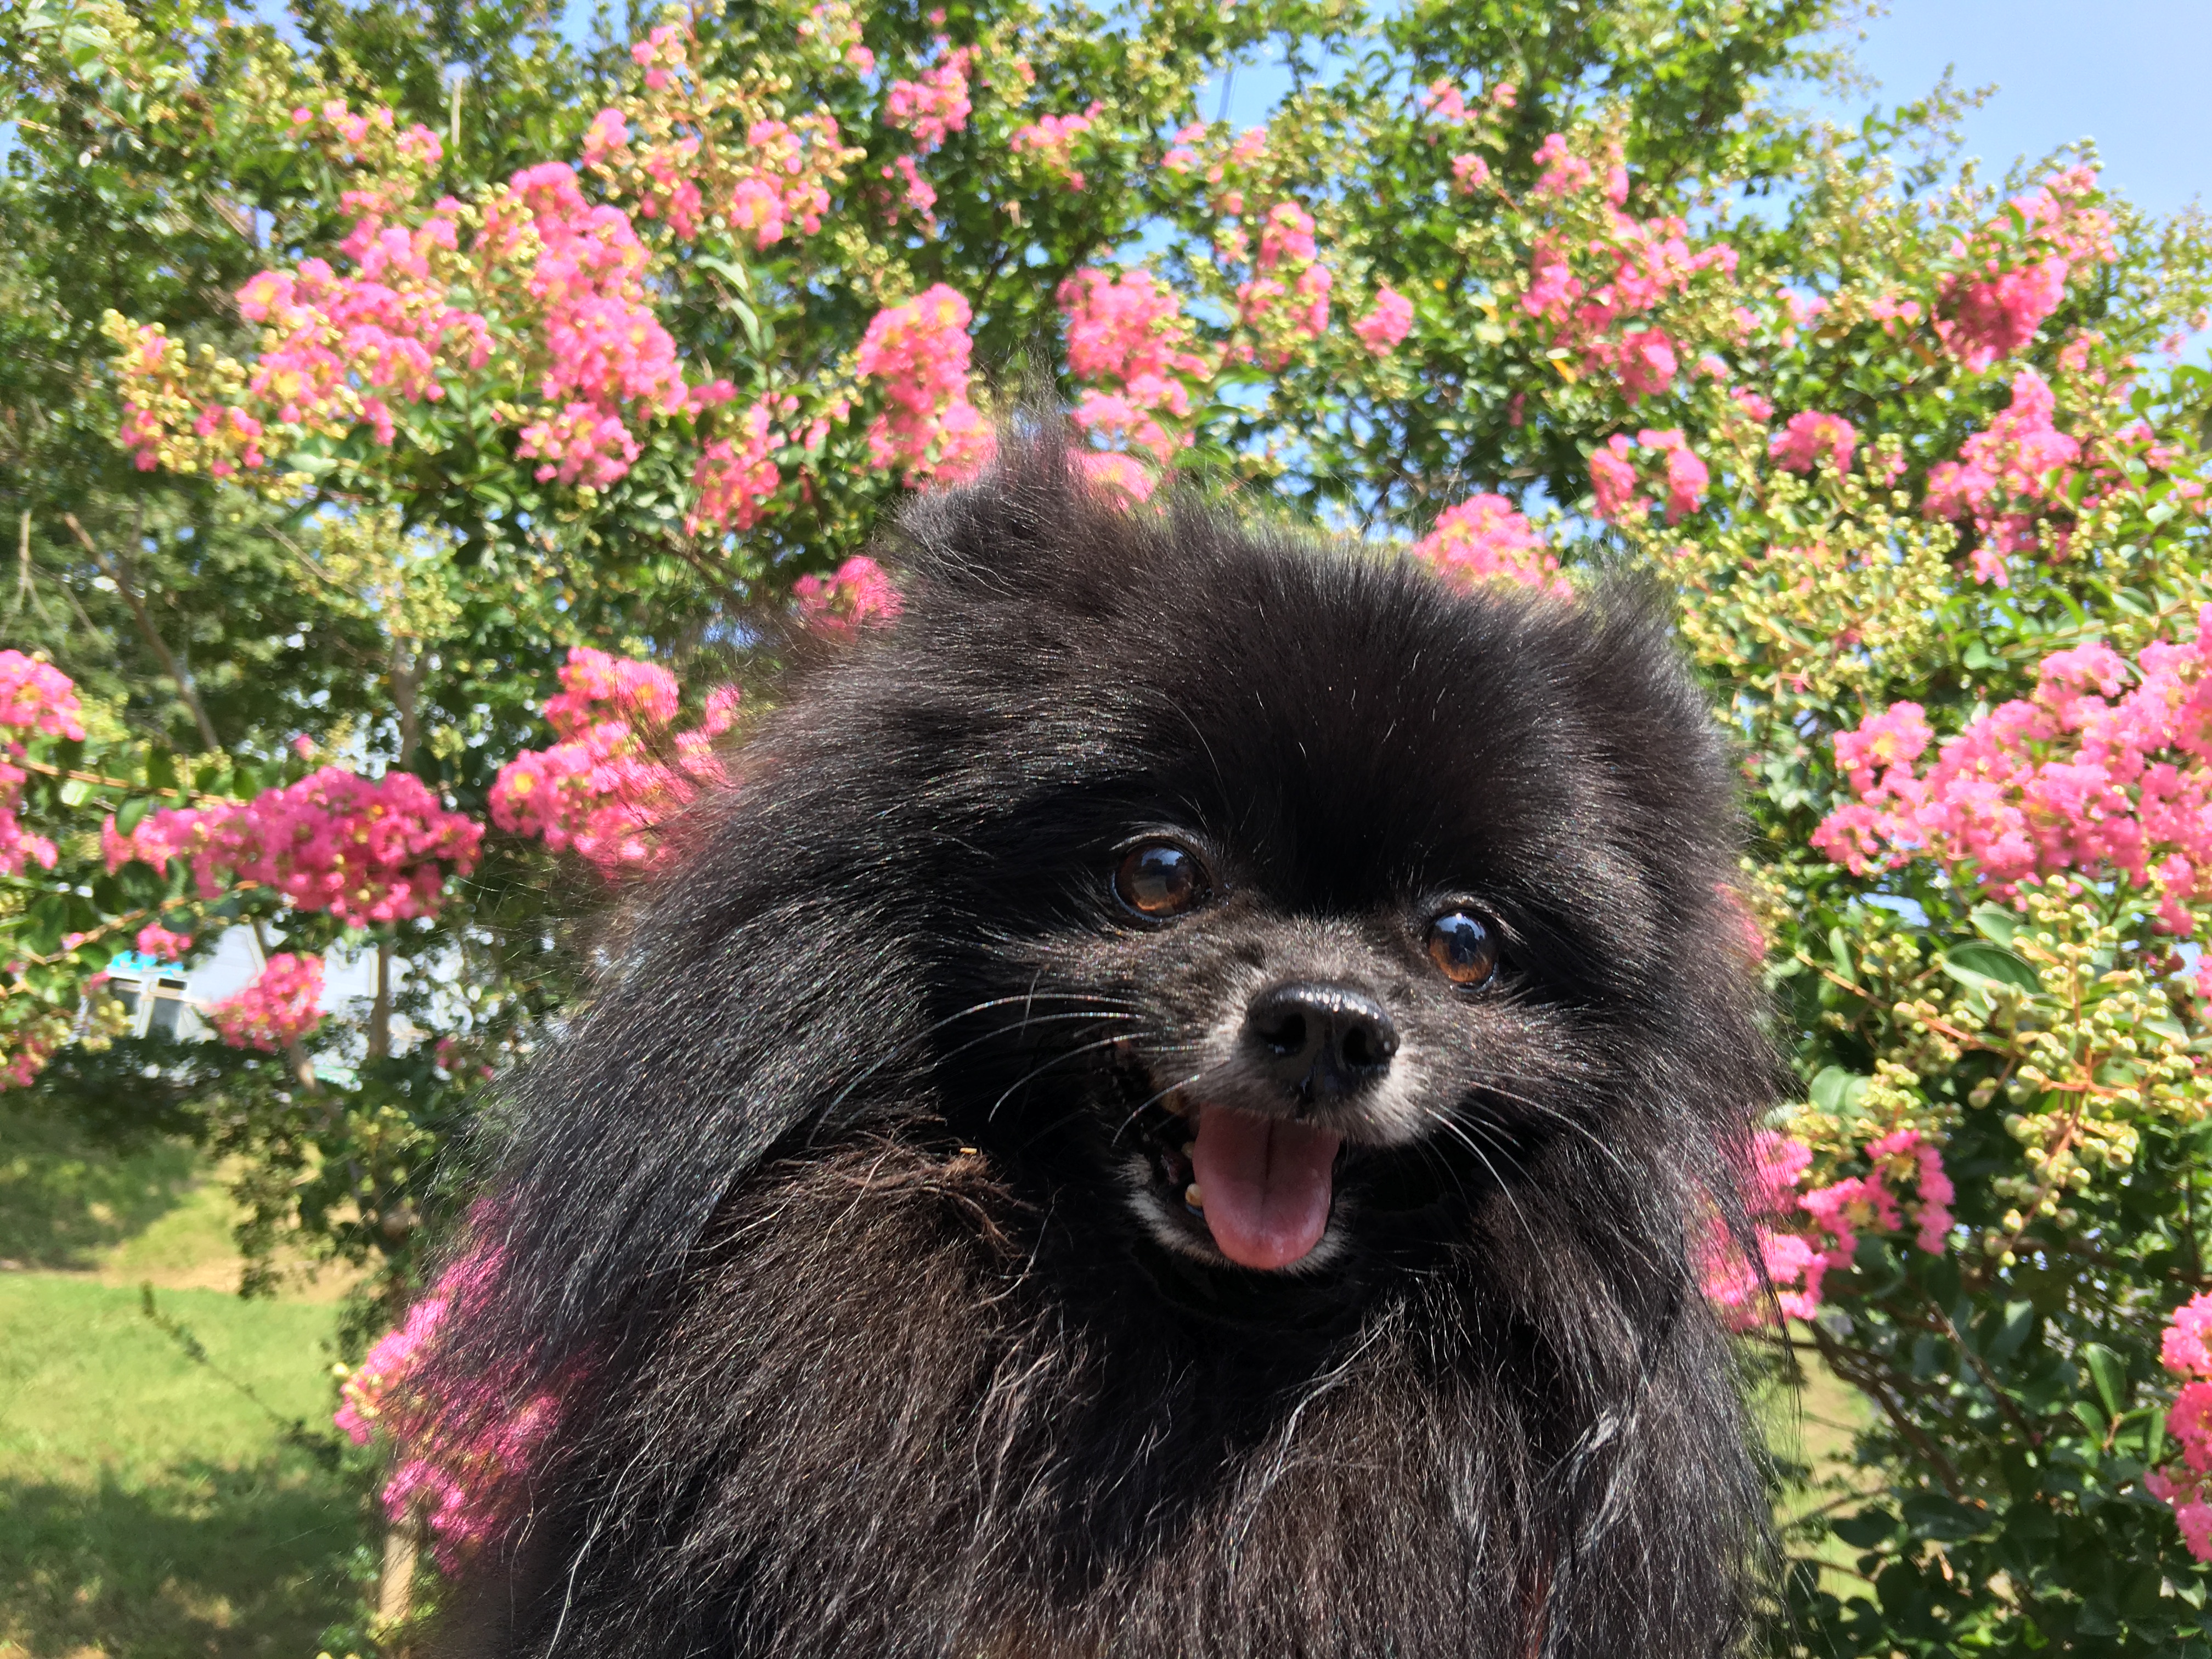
[1426, 910, 1500, 988]
[1114, 840, 1210, 919]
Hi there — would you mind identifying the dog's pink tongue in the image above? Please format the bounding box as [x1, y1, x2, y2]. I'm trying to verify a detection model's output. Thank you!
[1190, 1107, 1341, 1271]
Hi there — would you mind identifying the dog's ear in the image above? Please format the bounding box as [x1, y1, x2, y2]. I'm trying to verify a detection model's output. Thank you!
[432, 726, 935, 1384]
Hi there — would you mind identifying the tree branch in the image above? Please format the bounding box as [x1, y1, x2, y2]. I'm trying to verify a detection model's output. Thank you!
[61, 512, 221, 751]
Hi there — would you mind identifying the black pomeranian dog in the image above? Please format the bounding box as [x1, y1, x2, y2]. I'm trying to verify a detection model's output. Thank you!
[426, 432, 1775, 1657]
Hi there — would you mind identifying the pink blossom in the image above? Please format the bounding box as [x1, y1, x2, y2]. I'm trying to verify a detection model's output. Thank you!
[1352, 287, 1414, 356]
[1531, 133, 1593, 199]
[493, 648, 734, 874]
[1638, 427, 1708, 522]
[1936, 171, 2114, 370]
[2152, 1296, 2212, 1560]
[1923, 368, 2081, 584]
[854, 284, 992, 482]
[133, 924, 195, 961]
[516, 402, 639, 487]
[1010, 101, 1103, 188]
[333, 1243, 561, 1568]
[1417, 79, 1470, 126]
[1058, 267, 1213, 461]
[880, 155, 937, 228]
[105, 767, 481, 926]
[208, 953, 324, 1051]
[1615, 329, 1677, 401]
[794, 555, 903, 637]
[688, 399, 786, 534]
[1256, 201, 1317, 272]
[884, 45, 973, 153]
[2166, 1293, 2212, 1378]
[1813, 611, 2212, 931]
[0, 652, 86, 740]
[581, 108, 627, 166]
[1077, 451, 1156, 502]
[1770, 410, 1858, 475]
[1589, 434, 1640, 521]
[1410, 494, 1567, 597]
[1451, 154, 1489, 194]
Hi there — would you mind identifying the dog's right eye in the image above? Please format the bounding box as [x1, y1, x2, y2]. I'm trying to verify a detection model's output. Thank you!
[1114, 841, 1210, 919]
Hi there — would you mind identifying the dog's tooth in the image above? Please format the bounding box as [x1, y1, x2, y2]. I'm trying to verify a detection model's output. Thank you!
[1184, 1182, 1204, 1211]
[1180, 1142, 1197, 1161]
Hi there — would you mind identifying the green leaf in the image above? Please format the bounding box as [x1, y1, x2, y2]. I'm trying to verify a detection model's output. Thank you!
[1832, 1507, 1898, 1547]
[2081, 1343, 2126, 1418]
[1942, 942, 2040, 995]
[22, 893, 69, 957]
[1989, 1299, 2040, 1361]
[115, 794, 153, 835]
[1899, 1492, 1986, 1543]
[1810, 1064, 1869, 1115]
[1968, 902, 2020, 946]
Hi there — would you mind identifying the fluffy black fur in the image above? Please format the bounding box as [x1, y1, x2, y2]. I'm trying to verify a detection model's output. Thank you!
[430, 433, 1776, 1658]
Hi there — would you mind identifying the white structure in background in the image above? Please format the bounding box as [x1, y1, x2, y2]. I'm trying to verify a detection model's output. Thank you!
[104, 926, 387, 1043]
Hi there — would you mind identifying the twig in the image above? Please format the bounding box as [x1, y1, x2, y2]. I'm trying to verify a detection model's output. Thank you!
[61, 512, 222, 751]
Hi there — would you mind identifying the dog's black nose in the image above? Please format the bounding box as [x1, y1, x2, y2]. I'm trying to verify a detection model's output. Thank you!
[1244, 981, 1398, 1100]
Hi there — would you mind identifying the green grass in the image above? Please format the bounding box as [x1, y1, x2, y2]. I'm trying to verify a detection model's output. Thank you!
[0, 1102, 202, 1272]
[0, 1103, 365, 1658]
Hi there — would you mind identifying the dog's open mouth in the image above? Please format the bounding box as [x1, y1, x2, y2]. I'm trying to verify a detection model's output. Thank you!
[1127, 1095, 1344, 1271]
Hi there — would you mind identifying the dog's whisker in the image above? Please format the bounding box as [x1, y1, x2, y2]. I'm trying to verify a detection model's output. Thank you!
[1421, 1105, 1535, 1243]
[985, 1036, 1141, 1122]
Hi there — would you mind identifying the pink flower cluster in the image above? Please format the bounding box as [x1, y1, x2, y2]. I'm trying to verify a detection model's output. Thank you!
[335, 1245, 560, 1569]
[1590, 428, 1708, 523]
[884, 43, 973, 152]
[1769, 410, 1859, 476]
[103, 766, 482, 927]
[1515, 134, 1736, 406]
[688, 397, 792, 534]
[1352, 286, 1414, 356]
[793, 555, 903, 637]
[231, 199, 490, 455]
[1936, 168, 2114, 373]
[133, 923, 195, 960]
[1234, 202, 1333, 369]
[487, 162, 690, 486]
[0, 652, 85, 739]
[1702, 1128, 1953, 1328]
[1057, 267, 1214, 461]
[854, 284, 992, 482]
[207, 953, 324, 1051]
[726, 116, 843, 248]
[1814, 614, 2212, 937]
[491, 648, 738, 874]
[0, 652, 84, 877]
[587, 24, 848, 253]
[1923, 369, 2081, 585]
[1409, 494, 1568, 597]
[1011, 102, 1102, 188]
[1531, 132, 1595, 200]
[2149, 1292, 2212, 1561]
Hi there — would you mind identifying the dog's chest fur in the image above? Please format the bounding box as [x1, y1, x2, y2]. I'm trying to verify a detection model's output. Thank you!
[465, 1141, 1742, 1659]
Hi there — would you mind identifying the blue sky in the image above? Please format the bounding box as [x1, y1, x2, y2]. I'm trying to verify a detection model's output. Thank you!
[1836, 0, 2210, 219]
[1206, 2, 2207, 224]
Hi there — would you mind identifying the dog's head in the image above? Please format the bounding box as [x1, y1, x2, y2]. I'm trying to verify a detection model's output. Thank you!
[470, 438, 1769, 1359]
[836, 446, 1770, 1293]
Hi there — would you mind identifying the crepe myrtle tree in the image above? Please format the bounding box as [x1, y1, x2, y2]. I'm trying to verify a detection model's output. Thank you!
[7, 0, 2212, 1645]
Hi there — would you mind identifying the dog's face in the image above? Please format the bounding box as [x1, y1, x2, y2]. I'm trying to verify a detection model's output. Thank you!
[889, 510, 1741, 1289]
